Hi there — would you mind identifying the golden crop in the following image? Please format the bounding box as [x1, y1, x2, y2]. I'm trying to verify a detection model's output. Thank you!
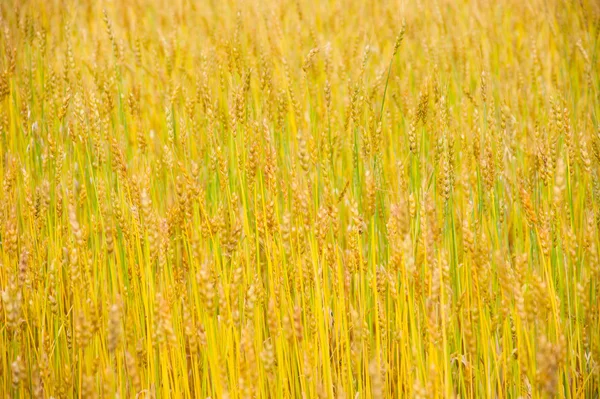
[0, 0, 599, 397]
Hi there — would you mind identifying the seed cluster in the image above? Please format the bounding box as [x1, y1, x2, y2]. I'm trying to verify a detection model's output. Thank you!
[1, 0, 599, 397]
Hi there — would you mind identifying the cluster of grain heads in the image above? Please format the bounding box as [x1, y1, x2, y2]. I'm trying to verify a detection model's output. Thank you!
[1, 0, 600, 397]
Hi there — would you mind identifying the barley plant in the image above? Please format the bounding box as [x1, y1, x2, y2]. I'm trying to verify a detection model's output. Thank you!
[0, 0, 599, 397]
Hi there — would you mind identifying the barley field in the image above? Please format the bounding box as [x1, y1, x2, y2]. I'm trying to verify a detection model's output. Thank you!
[0, 0, 599, 397]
